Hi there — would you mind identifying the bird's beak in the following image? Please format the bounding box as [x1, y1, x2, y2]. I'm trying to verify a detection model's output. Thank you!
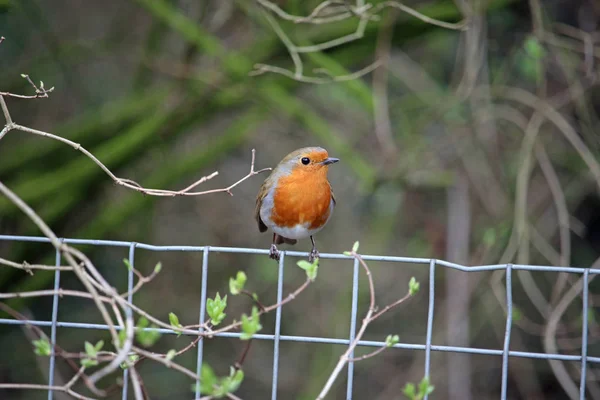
[321, 157, 340, 165]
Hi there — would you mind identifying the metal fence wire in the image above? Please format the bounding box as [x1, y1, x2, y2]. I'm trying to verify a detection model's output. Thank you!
[0, 234, 595, 400]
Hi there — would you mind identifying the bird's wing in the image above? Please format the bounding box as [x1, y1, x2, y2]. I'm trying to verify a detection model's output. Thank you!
[255, 179, 269, 233]
[330, 183, 336, 206]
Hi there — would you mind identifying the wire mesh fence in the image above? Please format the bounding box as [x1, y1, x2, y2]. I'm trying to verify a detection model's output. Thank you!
[0, 234, 596, 400]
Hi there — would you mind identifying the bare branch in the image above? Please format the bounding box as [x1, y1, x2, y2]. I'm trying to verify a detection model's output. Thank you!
[0, 384, 95, 400]
[347, 345, 387, 362]
[371, 1, 468, 30]
[0, 74, 55, 99]
[316, 251, 413, 399]
[250, 59, 382, 84]
[0, 117, 270, 197]
[253, 0, 467, 82]
[0, 257, 74, 274]
[0, 95, 12, 126]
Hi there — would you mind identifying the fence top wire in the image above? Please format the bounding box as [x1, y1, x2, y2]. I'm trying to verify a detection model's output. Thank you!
[0, 234, 597, 273]
[0, 234, 594, 400]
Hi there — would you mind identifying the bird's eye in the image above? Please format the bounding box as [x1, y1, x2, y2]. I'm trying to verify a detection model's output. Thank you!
[301, 157, 310, 165]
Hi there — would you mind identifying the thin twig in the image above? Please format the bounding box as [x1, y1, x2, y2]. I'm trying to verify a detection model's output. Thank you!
[0, 88, 268, 196]
[0, 95, 12, 125]
[372, 11, 398, 158]
[250, 60, 382, 83]
[347, 345, 387, 362]
[0, 303, 116, 395]
[234, 339, 253, 369]
[253, 0, 467, 82]
[129, 365, 144, 400]
[536, 143, 571, 304]
[0, 384, 95, 400]
[316, 251, 413, 399]
[201, 278, 312, 336]
[241, 290, 266, 311]
[0, 73, 54, 99]
[0, 117, 270, 197]
[256, 0, 468, 30]
[0, 89, 54, 99]
[371, 1, 468, 30]
[133, 346, 201, 381]
[0, 181, 120, 396]
[120, 265, 162, 298]
[0, 257, 74, 274]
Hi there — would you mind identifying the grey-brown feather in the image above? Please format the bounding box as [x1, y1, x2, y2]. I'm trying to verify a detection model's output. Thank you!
[255, 177, 271, 233]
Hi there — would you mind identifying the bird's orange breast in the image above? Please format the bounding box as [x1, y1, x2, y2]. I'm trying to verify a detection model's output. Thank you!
[271, 168, 332, 229]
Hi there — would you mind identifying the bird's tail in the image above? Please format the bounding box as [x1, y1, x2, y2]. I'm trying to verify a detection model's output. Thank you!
[274, 235, 297, 245]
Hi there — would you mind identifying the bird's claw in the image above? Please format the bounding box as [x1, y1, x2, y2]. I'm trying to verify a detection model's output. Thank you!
[308, 248, 319, 263]
[269, 244, 280, 261]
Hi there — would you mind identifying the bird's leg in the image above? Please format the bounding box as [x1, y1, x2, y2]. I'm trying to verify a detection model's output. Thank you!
[309, 235, 319, 263]
[270, 233, 281, 261]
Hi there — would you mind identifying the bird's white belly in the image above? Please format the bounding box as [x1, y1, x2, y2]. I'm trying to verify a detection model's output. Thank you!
[271, 223, 323, 240]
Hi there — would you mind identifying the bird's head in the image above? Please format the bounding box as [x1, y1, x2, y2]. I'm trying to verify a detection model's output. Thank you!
[274, 147, 339, 179]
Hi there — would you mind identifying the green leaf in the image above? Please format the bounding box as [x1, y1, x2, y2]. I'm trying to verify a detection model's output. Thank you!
[193, 364, 244, 396]
[165, 349, 177, 361]
[229, 271, 247, 295]
[123, 258, 133, 271]
[297, 260, 312, 270]
[403, 376, 434, 399]
[512, 307, 522, 322]
[195, 365, 244, 397]
[409, 277, 420, 296]
[118, 329, 127, 348]
[169, 312, 181, 327]
[227, 367, 244, 392]
[385, 334, 399, 347]
[169, 312, 183, 336]
[524, 35, 545, 60]
[240, 306, 262, 340]
[588, 308, 597, 324]
[135, 317, 161, 347]
[84, 341, 97, 357]
[197, 364, 218, 395]
[352, 241, 360, 252]
[297, 259, 318, 281]
[403, 383, 416, 399]
[343, 251, 352, 256]
[218, 367, 244, 395]
[419, 377, 434, 396]
[81, 358, 98, 368]
[120, 354, 139, 369]
[206, 292, 227, 326]
[32, 338, 51, 356]
[483, 228, 496, 247]
[94, 340, 104, 352]
[169, 312, 180, 326]
[137, 316, 149, 329]
[154, 262, 162, 273]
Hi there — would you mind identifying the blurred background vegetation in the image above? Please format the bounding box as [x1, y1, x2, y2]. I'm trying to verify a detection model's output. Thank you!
[1, 0, 600, 399]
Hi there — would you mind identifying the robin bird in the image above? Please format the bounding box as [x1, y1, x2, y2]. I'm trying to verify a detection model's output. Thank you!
[255, 147, 339, 262]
